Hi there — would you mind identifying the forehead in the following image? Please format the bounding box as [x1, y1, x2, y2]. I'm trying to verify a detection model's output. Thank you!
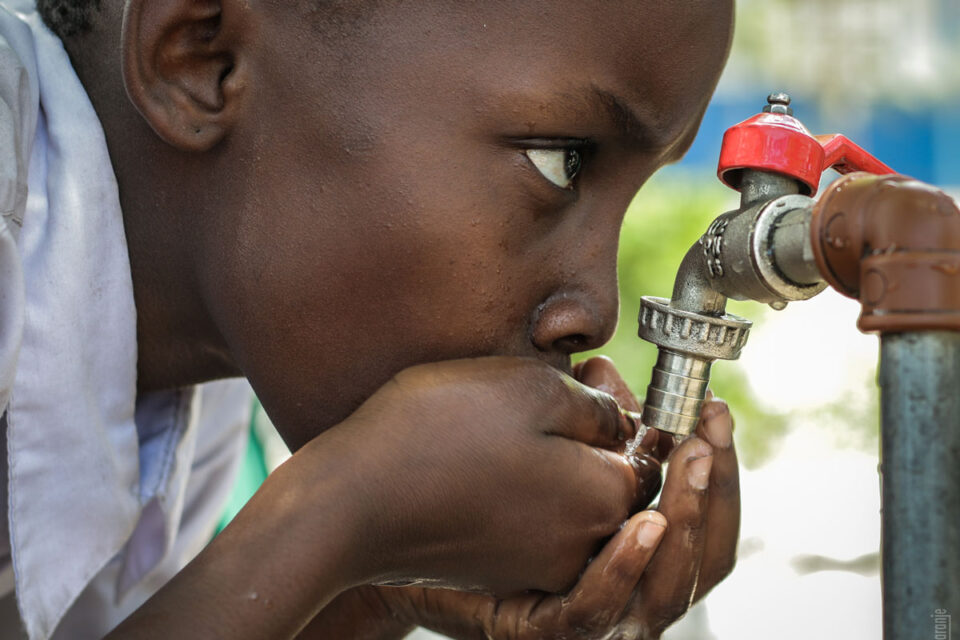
[265, 1, 732, 162]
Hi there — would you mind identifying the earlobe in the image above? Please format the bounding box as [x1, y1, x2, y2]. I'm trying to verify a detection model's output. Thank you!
[121, 0, 243, 152]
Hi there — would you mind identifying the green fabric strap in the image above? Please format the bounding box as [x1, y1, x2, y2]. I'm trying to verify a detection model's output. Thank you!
[214, 397, 269, 536]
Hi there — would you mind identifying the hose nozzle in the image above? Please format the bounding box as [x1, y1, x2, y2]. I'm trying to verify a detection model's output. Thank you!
[638, 297, 751, 436]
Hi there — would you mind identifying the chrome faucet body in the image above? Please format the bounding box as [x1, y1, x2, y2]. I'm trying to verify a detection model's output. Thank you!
[638, 168, 825, 437]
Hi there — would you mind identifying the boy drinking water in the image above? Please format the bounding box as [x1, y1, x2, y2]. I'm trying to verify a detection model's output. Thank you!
[0, 0, 739, 637]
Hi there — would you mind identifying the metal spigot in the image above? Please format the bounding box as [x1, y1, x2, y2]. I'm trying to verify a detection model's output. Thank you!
[637, 91, 960, 639]
[637, 92, 893, 438]
[637, 297, 751, 436]
[636, 172, 822, 437]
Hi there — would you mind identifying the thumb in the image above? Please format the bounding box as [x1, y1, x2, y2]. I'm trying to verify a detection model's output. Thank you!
[576, 356, 642, 412]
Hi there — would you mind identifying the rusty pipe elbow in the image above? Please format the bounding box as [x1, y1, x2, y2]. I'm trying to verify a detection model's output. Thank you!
[811, 173, 960, 333]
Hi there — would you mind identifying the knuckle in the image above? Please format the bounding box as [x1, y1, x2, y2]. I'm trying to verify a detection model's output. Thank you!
[684, 521, 709, 549]
[608, 554, 643, 584]
[662, 497, 705, 532]
[710, 469, 740, 500]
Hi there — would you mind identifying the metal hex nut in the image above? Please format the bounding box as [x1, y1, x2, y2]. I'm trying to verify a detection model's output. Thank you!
[638, 296, 753, 361]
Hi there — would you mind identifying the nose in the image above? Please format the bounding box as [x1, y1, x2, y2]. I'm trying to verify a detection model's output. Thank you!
[531, 285, 620, 355]
[531, 294, 618, 353]
[530, 193, 630, 356]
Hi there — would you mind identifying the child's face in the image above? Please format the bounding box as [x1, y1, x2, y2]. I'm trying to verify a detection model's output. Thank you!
[207, 1, 733, 447]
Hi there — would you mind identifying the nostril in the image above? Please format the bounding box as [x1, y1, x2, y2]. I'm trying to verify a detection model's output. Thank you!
[531, 294, 615, 354]
[557, 334, 588, 353]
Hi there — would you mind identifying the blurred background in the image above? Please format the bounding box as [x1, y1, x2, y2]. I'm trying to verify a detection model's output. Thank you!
[233, 1, 960, 637]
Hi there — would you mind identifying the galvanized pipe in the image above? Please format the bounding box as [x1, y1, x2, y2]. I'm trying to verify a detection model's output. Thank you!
[878, 331, 960, 638]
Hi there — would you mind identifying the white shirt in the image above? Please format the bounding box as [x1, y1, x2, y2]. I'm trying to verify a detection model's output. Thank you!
[0, 4, 252, 638]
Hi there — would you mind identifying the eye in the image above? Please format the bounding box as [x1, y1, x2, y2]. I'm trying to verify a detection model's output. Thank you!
[524, 148, 583, 189]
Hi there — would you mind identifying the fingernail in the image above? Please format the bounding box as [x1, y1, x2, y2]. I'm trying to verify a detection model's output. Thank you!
[687, 455, 713, 490]
[637, 519, 666, 547]
[702, 403, 732, 449]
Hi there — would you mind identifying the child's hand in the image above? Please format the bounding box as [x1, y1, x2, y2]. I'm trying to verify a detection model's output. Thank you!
[309, 356, 662, 596]
[346, 357, 740, 640]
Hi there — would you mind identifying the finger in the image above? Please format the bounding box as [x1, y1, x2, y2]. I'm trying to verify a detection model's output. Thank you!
[572, 360, 586, 378]
[575, 356, 641, 412]
[627, 451, 663, 510]
[527, 511, 667, 632]
[653, 430, 676, 461]
[546, 379, 634, 449]
[692, 398, 740, 601]
[576, 356, 660, 453]
[633, 437, 713, 635]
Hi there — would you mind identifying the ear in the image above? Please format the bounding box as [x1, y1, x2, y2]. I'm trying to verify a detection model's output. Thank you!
[120, 0, 246, 151]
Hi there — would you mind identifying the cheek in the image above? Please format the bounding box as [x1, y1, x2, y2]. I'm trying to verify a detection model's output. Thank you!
[303, 139, 561, 347]
[221, 145, 564, 442]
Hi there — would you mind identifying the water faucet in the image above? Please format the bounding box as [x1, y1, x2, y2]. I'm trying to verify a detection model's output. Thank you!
[638, 93, 892, 438]
[636, 92, 960, 638]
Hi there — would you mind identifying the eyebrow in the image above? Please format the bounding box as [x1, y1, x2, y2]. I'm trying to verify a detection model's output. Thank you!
[591, 87, 683, 152]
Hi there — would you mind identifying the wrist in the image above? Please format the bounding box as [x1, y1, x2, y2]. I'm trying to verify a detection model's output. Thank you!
[259, 436, 373, 598]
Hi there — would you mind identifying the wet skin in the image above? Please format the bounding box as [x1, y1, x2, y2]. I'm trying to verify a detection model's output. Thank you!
[60, 0, 739, 638]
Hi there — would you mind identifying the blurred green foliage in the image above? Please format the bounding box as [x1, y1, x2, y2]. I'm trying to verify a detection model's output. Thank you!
[575, 171, 790, 468]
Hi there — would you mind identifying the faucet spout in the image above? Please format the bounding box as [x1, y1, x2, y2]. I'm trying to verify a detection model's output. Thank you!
[670, 241, 728, 316]
[637, 235, 750, 437]
[637, 169, 825, 437]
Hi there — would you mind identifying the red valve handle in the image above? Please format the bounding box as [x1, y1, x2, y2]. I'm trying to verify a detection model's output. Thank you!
[717, 98, 894, 197]
[816, 134, 895, 177]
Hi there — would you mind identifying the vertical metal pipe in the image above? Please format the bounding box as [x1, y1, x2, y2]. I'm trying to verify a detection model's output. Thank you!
[879, 332, 960, 639]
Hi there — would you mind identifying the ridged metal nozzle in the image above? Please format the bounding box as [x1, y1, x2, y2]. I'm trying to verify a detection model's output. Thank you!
[637, 296, 752, 436]
[642, 351, 713, 435]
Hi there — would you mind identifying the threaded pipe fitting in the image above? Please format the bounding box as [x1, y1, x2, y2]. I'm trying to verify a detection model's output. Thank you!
[637, 296, 752, 436]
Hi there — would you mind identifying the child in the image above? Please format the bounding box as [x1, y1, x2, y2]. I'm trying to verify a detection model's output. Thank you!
[0, 0, 739, 637]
